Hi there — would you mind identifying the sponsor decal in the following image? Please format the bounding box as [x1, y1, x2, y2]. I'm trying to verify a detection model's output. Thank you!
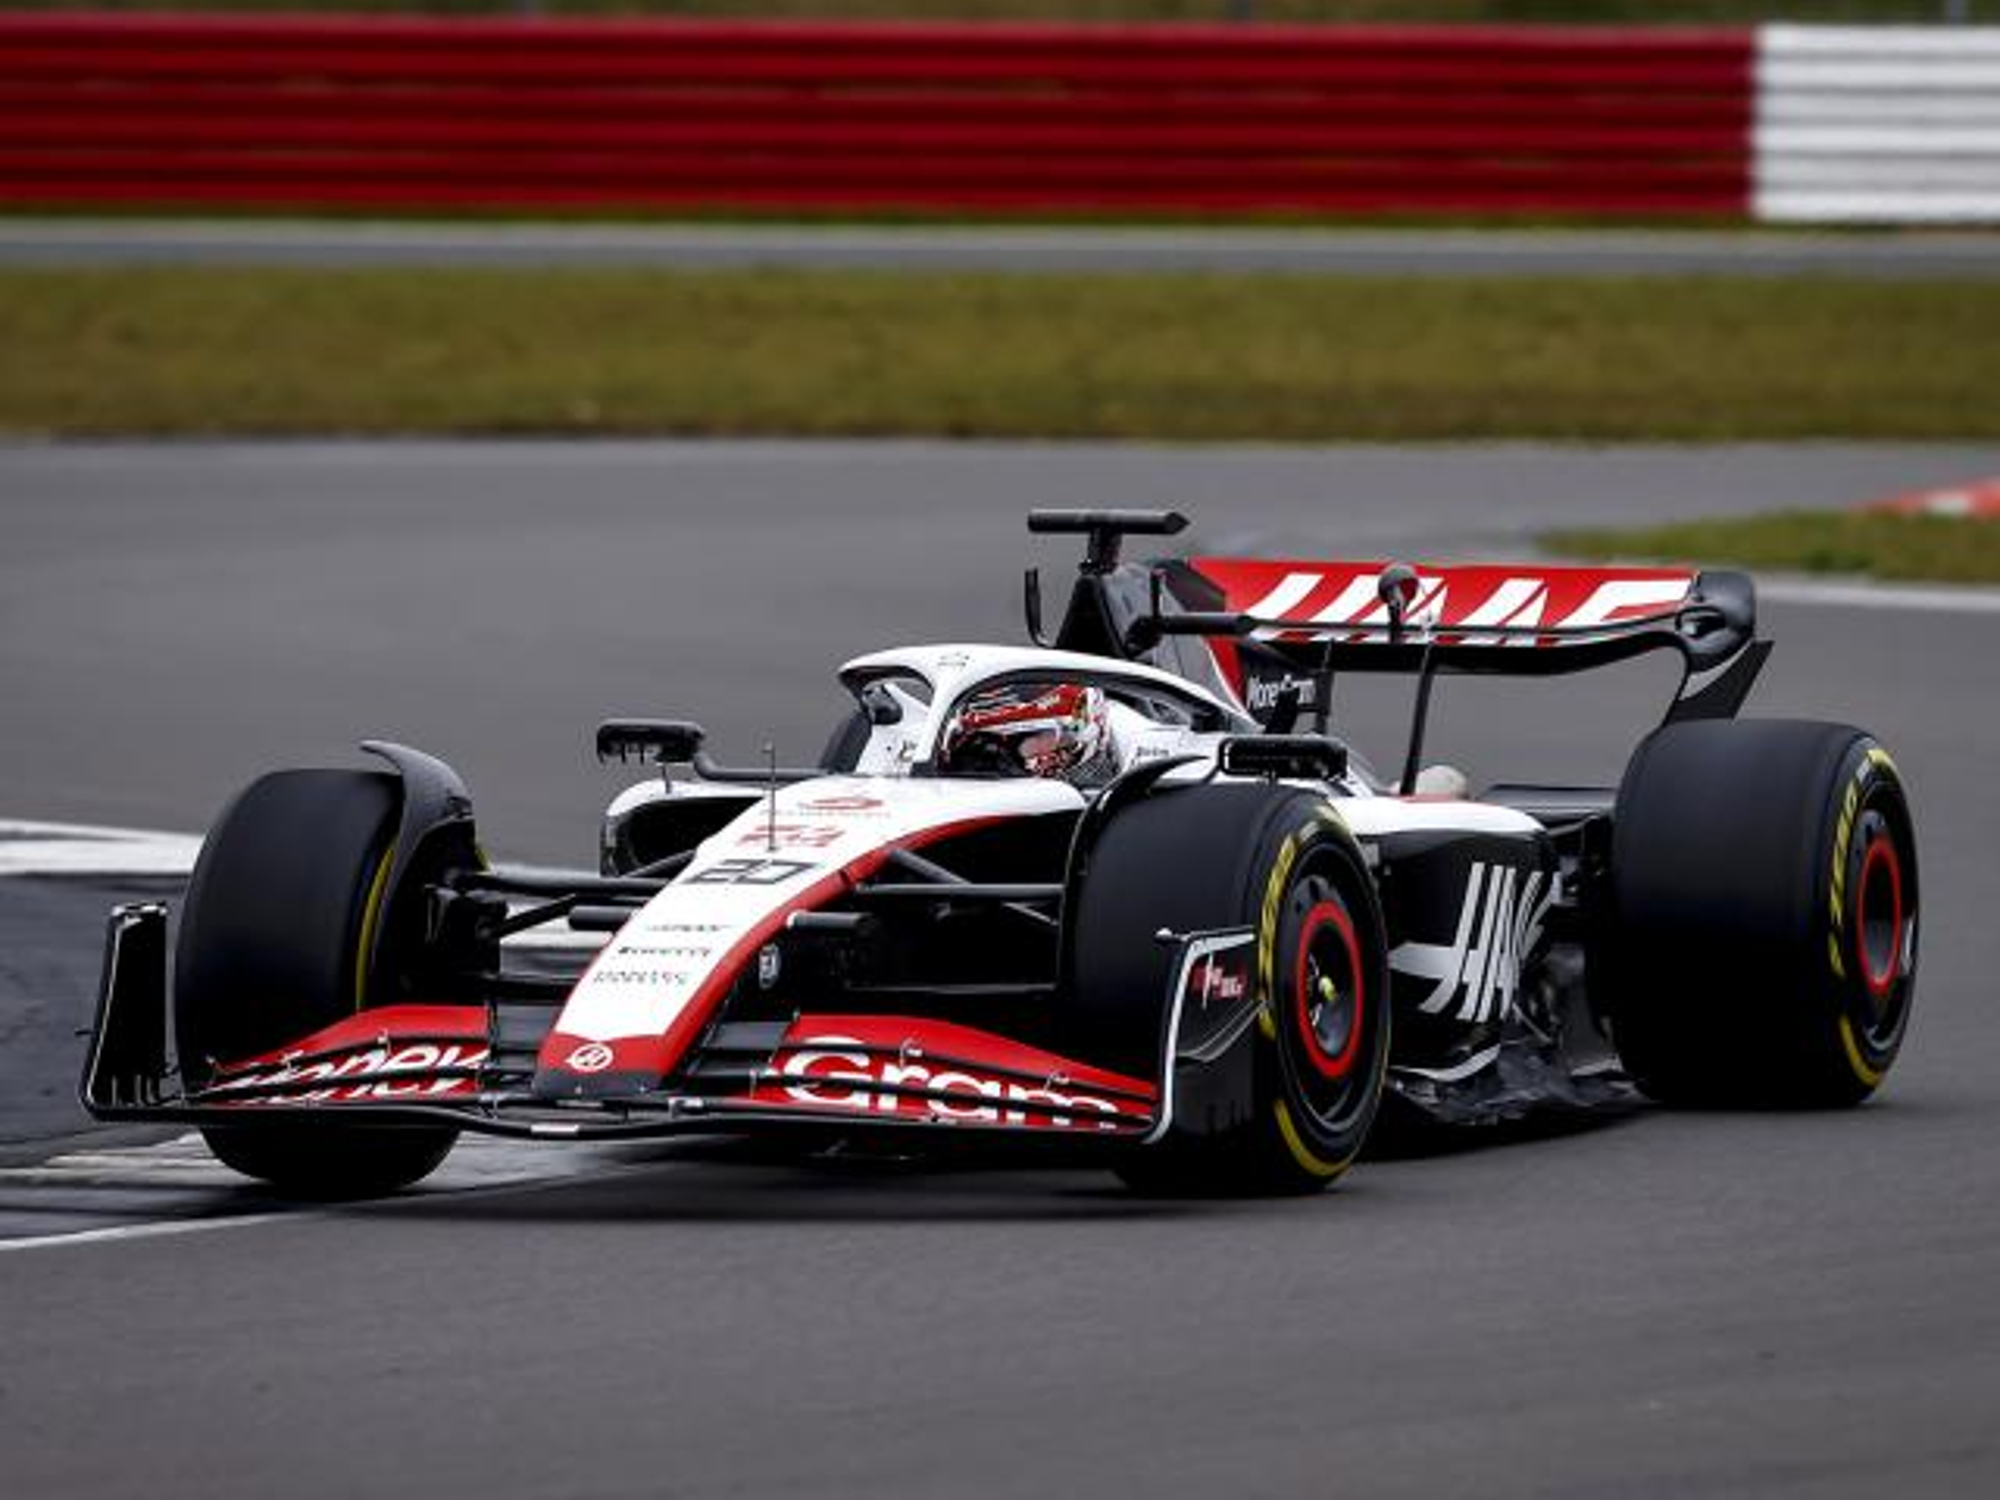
[1190, 949, 1250, 1007]
[1192, 956, 1240, 1004]
[765, 1035, 1133, 1131]
[1245, 674, 1320, 713]
[212, 1041, 489, 1104]
[1392, 862, 1555, 1025]
[585, 968, 692, 989]
[612, 944, 716, 960]
[643, 921, 731, 934]
[735, 822, 845, 850]
[797, 794, 887, 815]
[565, 1041, 616, 1074]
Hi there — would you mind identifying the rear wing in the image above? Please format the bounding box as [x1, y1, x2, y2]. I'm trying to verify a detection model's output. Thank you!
[1024, 511, 1771, 793]
[1170, 557, 1756, 675]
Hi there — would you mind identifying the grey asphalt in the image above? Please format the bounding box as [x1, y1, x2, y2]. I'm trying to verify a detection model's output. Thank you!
[2, 441, 1998, 1498]
[6, 219, 2000, 276]
[0, 872, 182, 1154]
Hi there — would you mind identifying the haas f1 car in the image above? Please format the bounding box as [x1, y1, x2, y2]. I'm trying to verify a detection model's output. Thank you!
[83, 512, 1919, 1197]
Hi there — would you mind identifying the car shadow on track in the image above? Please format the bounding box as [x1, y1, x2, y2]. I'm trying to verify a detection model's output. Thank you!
[346, 1137, 1266, 1226]
[331, 1113, 1651, 1227]
[1360, 1096, 1650, 1163]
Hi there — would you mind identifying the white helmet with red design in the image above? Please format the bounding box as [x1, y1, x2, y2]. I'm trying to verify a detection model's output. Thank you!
[939, 681, 1116, 785]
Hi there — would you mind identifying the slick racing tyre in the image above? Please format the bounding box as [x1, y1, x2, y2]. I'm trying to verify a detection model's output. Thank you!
[175, 769, 459, 1197]
[1066, 784, 1390, 1195]
[1607, 720, 1918, 1107]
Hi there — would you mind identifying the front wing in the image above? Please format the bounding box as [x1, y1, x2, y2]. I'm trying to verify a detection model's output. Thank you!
[82, 904, 1261, 1150]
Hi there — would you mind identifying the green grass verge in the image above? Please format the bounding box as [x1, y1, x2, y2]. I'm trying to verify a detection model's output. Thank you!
[4, 3, 1988, 23]
[1547, 512, 2000, 584]
[2, 268, 1995, 440]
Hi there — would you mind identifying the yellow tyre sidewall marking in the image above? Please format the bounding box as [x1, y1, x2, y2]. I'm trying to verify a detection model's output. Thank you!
[1839, 1016, 1886, 1088]
[353, 841, 397, 1013]
[1255, 830, 1299, 1042]
[1274, 1098, 1350, 1181]
[1831, 746, 1905, 1088]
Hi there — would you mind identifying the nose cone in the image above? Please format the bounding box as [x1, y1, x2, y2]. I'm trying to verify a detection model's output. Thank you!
[532, 1031, 672, 1100]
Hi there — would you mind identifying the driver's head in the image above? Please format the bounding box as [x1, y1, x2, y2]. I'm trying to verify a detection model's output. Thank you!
[939, 681, 1114, 785]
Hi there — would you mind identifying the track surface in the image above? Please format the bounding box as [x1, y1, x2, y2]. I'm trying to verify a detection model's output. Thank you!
[4, 441, 1998, 1498]
[6, 220, 2000, 277]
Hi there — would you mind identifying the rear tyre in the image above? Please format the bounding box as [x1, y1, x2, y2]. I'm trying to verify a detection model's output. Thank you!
[1607, 720, 1918, 1107]
[1066, 784, 1390, 1195]
[176, 769, 459, 1197]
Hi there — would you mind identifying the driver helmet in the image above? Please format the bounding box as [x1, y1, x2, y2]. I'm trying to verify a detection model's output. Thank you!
[939, 681, 1116, 785]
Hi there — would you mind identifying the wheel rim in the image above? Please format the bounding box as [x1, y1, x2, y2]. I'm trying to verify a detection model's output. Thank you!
[1281, 869, 1380, 1136]
[1846, 796, 1916, 1056]
[1854, 830, 1904, 1004]
[1294, 897, 1364, 1080]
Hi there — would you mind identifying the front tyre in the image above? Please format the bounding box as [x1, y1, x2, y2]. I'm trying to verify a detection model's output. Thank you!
[1607, 720, 1918, 1107]
[176, 769, 460, 1197]
[1065, 785, 1390, 1195]
[1263, 851, 1385, 1185]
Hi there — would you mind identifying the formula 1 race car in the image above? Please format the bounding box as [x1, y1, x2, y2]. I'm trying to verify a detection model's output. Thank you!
[82, 511, 1919, 1197]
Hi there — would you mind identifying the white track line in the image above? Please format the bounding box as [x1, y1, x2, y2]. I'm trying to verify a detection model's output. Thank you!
[1758, 577, 2000, 613]
[0, 818, 201, 876]
[0, 1213, 296, 1254]
[0, 1134, 625, 1253]
[0, 823, 603, 956]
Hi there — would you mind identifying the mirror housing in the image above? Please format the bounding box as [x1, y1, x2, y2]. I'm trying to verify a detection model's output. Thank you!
[596, 719, 706, 766]
[1218, 734, 1349, 782]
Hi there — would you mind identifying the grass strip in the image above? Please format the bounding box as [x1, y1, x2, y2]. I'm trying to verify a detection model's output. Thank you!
[1546, 512, 2000, 584]
[1, 267, 1995, 441]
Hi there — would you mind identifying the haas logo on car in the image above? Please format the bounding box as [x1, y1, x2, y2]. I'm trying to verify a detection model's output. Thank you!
[1392, 862, 1555, 1025]
[770, 1037, 1129, 1131]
